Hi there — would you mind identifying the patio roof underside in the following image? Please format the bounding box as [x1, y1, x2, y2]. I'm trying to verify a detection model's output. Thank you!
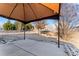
[0, 3, 59, 24]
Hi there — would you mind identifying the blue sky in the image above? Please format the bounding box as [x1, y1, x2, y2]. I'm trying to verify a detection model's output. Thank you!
[0, 17, 15, 25]
[0, 17, 57, 26]
[46, 19, 57, 25]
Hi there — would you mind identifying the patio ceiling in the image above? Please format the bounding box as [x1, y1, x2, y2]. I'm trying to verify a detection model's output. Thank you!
[0, 3, 59, 23]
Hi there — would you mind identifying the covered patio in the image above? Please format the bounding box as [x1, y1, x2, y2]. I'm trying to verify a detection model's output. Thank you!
[0, 3, 64, 56]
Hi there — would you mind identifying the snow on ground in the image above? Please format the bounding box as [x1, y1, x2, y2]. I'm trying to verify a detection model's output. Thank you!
[63, 32, 79, 56]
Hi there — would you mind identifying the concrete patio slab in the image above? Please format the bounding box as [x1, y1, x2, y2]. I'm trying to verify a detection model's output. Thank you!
[0, 37, 67, 56]
[0, 44, 33, 56]
[12, 39, 67, 56]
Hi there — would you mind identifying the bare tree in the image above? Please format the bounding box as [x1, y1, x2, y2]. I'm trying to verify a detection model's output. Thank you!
[55, 4, 79, 40]
[35, 20, 47, 34]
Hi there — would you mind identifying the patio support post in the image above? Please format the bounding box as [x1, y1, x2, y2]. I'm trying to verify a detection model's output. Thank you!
[23, 4, 26, 40]
[58, 16, 60, 48]
[58, 3, 61, 48]
[24, 24, 26, 40]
